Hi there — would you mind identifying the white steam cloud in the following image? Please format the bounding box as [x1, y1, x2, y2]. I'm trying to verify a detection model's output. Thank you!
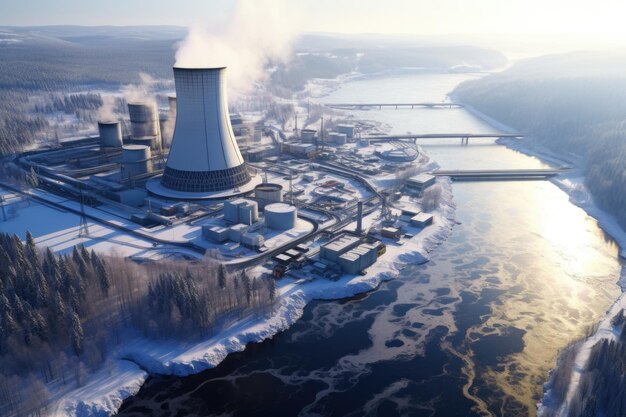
[175, 0, 299, 92]
[97, 95, 118, 122]
[122, 72, 158, 106]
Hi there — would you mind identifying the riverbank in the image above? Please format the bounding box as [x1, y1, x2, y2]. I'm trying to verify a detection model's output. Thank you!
[51, 167, 457, 417]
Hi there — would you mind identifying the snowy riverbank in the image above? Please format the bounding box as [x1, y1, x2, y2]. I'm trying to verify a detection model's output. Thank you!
[51, 176, 457, 417]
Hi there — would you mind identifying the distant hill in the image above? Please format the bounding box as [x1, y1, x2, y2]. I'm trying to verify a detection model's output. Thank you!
[0, 26, 507, 91]
[454, 50, 626, 227]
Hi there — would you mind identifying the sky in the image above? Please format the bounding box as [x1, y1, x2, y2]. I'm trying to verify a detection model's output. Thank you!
[2, 0, 626, 38]
[3, 0, 626, 56]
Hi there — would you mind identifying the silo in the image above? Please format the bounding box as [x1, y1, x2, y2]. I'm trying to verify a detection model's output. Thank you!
[254, 183, 283, 208]
[122, 145, 152, 179]
[98, 120, 123, 148]
[264, 203, 297, 230]
[128, 103, 161, 150]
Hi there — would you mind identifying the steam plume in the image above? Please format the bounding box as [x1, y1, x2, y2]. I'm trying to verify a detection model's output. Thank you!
[175, 0, 298, 92]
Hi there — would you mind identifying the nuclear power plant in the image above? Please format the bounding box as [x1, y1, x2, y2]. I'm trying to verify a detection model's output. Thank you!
[13, 61, 391, 280]
[147, 67, 258, 199]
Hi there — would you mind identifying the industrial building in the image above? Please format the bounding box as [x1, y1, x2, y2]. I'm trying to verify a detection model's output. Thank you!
[300, 129, 317, 142]
[224, 198, 259, 225]
[405, 173, 436, 194]
[320, 235, 361, 262]
[148, 67, 257, 199]
[328, 132, 348, 145]
[282, 142, 317, 158]
[336, 124, 355, 138]
[319, 235, 385, 275]
[410, 212, 433, 227]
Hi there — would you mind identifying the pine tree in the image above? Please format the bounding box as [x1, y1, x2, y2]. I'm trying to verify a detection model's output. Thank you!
[268, 277, 276, 302]
[24, 231, 40, 267]
[72, 247, 88, 277]
[241, 270, 251, 306]
[94, 256, 110, 296]
[217, 264, 227, 290]
[68, 310, 83, 355]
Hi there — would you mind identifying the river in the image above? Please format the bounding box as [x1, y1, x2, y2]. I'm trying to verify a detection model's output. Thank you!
[117, 72, 623, 417]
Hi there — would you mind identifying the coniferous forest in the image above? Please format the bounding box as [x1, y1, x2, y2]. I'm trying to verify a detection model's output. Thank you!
[0, 232, 275, 417]
[454, 51, 626, 227]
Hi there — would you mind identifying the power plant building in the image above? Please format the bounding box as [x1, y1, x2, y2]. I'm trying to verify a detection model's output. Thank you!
[224, 198, 259, 225]
[336, 124, 355, 138]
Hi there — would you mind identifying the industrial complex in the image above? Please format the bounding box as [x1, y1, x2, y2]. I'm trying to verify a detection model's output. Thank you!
[2, 65, 444, 281]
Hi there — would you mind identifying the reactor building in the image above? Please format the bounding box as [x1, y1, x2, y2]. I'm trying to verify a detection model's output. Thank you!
[147, 67, 257, 199]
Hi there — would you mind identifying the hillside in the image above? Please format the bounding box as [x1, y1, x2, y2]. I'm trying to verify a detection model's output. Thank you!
[454, 50, 626, 227]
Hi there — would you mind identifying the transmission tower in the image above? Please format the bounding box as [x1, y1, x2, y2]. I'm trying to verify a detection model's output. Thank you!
[78, 187, 90, 237]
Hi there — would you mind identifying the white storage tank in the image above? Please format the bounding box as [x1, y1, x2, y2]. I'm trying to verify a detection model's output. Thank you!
[254, 183, 283, 208]
[98, 120, 123, 148]
[336, 124, 355, 138]
[264, 203, 297, 230]
[122, 145, 152, 179]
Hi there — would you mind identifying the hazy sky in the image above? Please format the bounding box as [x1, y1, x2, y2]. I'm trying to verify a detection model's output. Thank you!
[3, 0, 626, 43]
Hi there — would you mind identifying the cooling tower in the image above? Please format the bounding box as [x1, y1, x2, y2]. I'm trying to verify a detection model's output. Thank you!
[159, 67, 251, 193]
[98, 120, 123, 148]
[128, 103, 161, 150]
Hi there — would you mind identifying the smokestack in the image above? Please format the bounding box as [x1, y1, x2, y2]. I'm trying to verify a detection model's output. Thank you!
[160, 67, 251, 193]
[356, 201, 363, 235]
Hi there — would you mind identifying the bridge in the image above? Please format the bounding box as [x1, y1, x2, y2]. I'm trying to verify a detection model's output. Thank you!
[431, 168, 568, 181]
[363, 133, 523, 144]
[324, 102, 463, 110]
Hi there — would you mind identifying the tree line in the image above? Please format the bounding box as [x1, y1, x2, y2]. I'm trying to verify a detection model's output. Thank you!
[0, 231, 276, 417]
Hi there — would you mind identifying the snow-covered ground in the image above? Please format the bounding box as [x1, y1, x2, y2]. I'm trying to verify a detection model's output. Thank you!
[46, 165, 456, 417]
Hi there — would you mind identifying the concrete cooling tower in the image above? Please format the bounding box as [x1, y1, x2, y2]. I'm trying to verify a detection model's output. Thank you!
[148, 67, 257, 199]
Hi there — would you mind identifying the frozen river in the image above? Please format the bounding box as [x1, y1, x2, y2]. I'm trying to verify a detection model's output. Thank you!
[117, 73, 622, 417]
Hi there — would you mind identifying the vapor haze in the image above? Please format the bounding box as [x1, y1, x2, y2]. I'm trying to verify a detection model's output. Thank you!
[174, 0, 298, 91]
[122, 72, 158, 105]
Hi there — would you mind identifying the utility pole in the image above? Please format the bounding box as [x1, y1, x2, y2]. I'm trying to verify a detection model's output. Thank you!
[289, 171, 294, 205]
[320, 116, 324, 152]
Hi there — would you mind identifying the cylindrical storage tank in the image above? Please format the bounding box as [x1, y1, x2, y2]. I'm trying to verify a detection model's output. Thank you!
[122, 145, 152, 179]
[98, 120, 123, 148]
[254, 183, 283, 208]
[128, 103, 161, 150]
[264, 203, 297, 230]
